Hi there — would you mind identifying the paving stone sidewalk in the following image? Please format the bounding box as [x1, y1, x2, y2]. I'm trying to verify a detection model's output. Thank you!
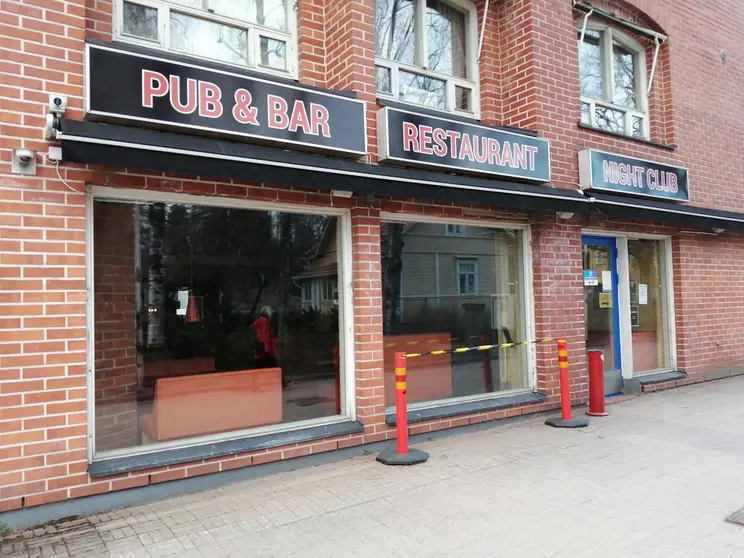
[4, 376, 744, 557]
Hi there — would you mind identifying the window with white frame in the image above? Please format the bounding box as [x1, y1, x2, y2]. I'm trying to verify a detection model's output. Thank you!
[578, 26, 648, 139]
[374, 0, 478, 115]
[445, 224, 465, 237]
[322, 278, 338, 302]
[456, 257, 477, 295]
[116, 0, 294, 75]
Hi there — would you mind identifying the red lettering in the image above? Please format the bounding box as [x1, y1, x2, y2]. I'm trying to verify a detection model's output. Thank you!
[513, 143, 527, 169]
[311, 103, 331, 137]
[488, 139, 501, 165]
[268, 94, 289, 129]
[501, 141, 514, 167]
[647, 169, 657, 190]
[419, 125, 433, 155]
[198, 81, 222, 118]
[458, 133, 474, 161]
[142, 70, 167, 108]
[445, 131, 461, 158]
[168, 75, 197, 115]
[523, 145, 538, 171]
[288, 100, 311, 133]
[402, 122, 419, 152]
[232, 88, 259, 125]
[669, 173, 678, 193]
[472, 136, 488, 164]
[432, 128, 447, 157]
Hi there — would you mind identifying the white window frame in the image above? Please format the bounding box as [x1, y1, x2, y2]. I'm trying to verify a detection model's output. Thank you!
[381, 213, 537, 410]
[578, 23, 649, 139]
[375, 0, 480, 117]
[445, 224, 465, 237]
[114, 0, 298, 79]
[456, 257, 478, 295]
[86, 186, 355, 463]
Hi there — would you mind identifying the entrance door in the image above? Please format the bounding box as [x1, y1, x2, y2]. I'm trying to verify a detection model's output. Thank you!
[582, 236, 622, 395]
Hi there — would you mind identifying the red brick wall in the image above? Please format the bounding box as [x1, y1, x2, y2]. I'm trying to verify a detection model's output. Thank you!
[2, 0, 744, 514]
[92, 201, 138, 452]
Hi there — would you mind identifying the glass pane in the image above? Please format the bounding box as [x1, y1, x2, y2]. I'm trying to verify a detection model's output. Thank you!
[210, 0, 287, 31]
[376, 65, 392, 93]
[426, 0, 466, 78]
[578, 29, 603, 99]
[259, 36, 287, 70]
[455, 85, 471, 111]
[375, 0, 415, 65]
[613, 42, 637, 108]
[595, 105, 624, 134]
[628, 240, 667, 372]
[122, 1, 159, 41]
[169, 12, 249, 66]
[632, 115, 644, 138]
[93, 201, 343, 454]
[399, 70, 445, 108]
[381, 222, 526, 406]
[583, 244, 617, 370]
[580, 101, 591, 124]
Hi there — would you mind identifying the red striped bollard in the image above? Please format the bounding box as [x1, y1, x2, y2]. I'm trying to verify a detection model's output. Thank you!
[545, 339, 589, 429]
[377, 352, 429, 466]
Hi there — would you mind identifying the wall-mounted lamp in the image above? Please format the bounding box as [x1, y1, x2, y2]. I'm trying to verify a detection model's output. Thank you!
[557, 212, 575, 220]
[712, 228, 725, 234]
[331, 190, 354, 198]
[11, 148, 37, 176]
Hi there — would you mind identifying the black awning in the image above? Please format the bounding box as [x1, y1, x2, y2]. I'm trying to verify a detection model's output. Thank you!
[59, 119, 588, 213]
[589, 192, 744, 230]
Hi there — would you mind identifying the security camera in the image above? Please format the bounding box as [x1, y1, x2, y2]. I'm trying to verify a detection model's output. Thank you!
[49, 94, 67, 114]
[15, 148, 35, 165]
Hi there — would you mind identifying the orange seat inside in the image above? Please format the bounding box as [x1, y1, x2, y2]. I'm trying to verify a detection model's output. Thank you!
[140, 368, 282, 442]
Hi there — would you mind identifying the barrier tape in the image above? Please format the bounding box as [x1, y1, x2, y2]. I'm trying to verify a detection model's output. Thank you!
[403, 337, 557, 359]
[384, 335, 487, 348]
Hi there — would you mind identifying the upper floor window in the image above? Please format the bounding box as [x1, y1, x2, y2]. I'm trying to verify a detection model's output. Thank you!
[116, 0, 294, 76]
[374, 0, 479, 116]
[578, 26, 648, 139]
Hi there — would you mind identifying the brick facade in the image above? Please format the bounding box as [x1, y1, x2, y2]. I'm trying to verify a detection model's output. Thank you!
[2, 0, 744, 514]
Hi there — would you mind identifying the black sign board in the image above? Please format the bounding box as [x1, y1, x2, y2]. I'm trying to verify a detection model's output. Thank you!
[85, 44, 367, 157]
[377, 107, 551, 182]
[579, 149, 689, 202]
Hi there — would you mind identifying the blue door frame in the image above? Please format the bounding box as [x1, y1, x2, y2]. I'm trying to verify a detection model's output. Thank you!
[582, 235, 622, 372]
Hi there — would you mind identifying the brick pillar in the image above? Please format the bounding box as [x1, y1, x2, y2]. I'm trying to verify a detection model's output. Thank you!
[531, 217, 587, 403]
[93, 202, 139, 452]
[350, 207, 385, 429]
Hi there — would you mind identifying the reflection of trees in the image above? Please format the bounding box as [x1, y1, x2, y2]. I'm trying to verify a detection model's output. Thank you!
[595, 106, 623, 133]
[400, 73, 445, 108]
[123, 3, 158, 38]
[613, 44, 636, 108]
[426, 0, 465, 78]
[382, 223, 404, 329]
[260, 38, 286, 67]
[579, 30, 602, 98]
[375, 0, 415, 62]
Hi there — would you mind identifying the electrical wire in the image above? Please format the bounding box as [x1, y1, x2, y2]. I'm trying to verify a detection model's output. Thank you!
[54, 159, 83, 194]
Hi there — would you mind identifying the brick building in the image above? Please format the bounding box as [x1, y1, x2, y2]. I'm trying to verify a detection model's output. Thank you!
[2, 0, 744, 520]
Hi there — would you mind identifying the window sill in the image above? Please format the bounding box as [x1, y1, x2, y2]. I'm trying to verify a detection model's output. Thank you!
[385, 392, 548, 425]
[88, 420, 364, 477]
[376, 97, 539, 138]
[578, 122, 677, 150]
[635, 370, 687, 385]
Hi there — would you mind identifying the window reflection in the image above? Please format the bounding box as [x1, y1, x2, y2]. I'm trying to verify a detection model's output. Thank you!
[426, 0, 466, 78]
[123, 1, 159, 41]
[381, 221, 526, 407]
[93, 201, 343, 454]
[613, 42, 636, 108]
[259, 36, 287, 70]
[399, 70, 446, 108]
[595, 105, 624, 134]
[579, 29, 603, 99]
[375, 0, 415, 65]
[169, 13, 249, 66]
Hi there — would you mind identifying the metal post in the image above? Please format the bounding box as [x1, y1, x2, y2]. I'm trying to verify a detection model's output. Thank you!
[545, 339, 589, 428]
[377, 352, 429, 465]
[586, 349, 608, 416]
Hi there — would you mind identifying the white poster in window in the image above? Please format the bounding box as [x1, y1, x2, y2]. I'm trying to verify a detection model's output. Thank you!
[639, 284, 648, 305]
[601, 270, 613, 292]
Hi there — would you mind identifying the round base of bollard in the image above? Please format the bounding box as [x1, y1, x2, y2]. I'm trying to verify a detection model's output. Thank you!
[586, 410, 609, 417]
[545, 417, 589, 428]
[376, 448, 429, 466]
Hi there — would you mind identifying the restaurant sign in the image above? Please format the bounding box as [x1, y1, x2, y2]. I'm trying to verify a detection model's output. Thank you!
[85, 43, 367, 157]
[578, 149, 689, 201]
[377, 107, 551, 183]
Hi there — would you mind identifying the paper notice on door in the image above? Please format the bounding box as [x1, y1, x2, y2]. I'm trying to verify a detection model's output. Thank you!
[584, 270, 598, 286]
[601, 270, 613, 292]
[639, 284, 648, 305]
[599, 292, 613, 308]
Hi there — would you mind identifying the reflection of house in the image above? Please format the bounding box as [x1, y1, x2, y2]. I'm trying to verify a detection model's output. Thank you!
[294, 221, 339, 311]
[303, 222, 521, 340]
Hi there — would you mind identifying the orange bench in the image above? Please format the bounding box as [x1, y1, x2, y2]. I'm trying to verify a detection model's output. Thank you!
[143, 357, 216, 382]
[139, 368, 282, 442]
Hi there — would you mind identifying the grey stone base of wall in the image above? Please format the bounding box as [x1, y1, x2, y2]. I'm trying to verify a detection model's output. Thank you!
[638, 367, 744, 393]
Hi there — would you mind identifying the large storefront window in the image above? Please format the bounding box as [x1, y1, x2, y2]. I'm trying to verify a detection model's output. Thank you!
[381, 220, 528, 407]
[92, 199, 344, 455]
[628, 239, 668, 373]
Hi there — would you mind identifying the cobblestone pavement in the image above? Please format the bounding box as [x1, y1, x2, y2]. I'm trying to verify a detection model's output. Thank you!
[4, 377, 744, 557]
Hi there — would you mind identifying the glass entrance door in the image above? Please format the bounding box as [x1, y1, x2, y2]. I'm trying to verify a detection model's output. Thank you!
[582, 236, 622, 395]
